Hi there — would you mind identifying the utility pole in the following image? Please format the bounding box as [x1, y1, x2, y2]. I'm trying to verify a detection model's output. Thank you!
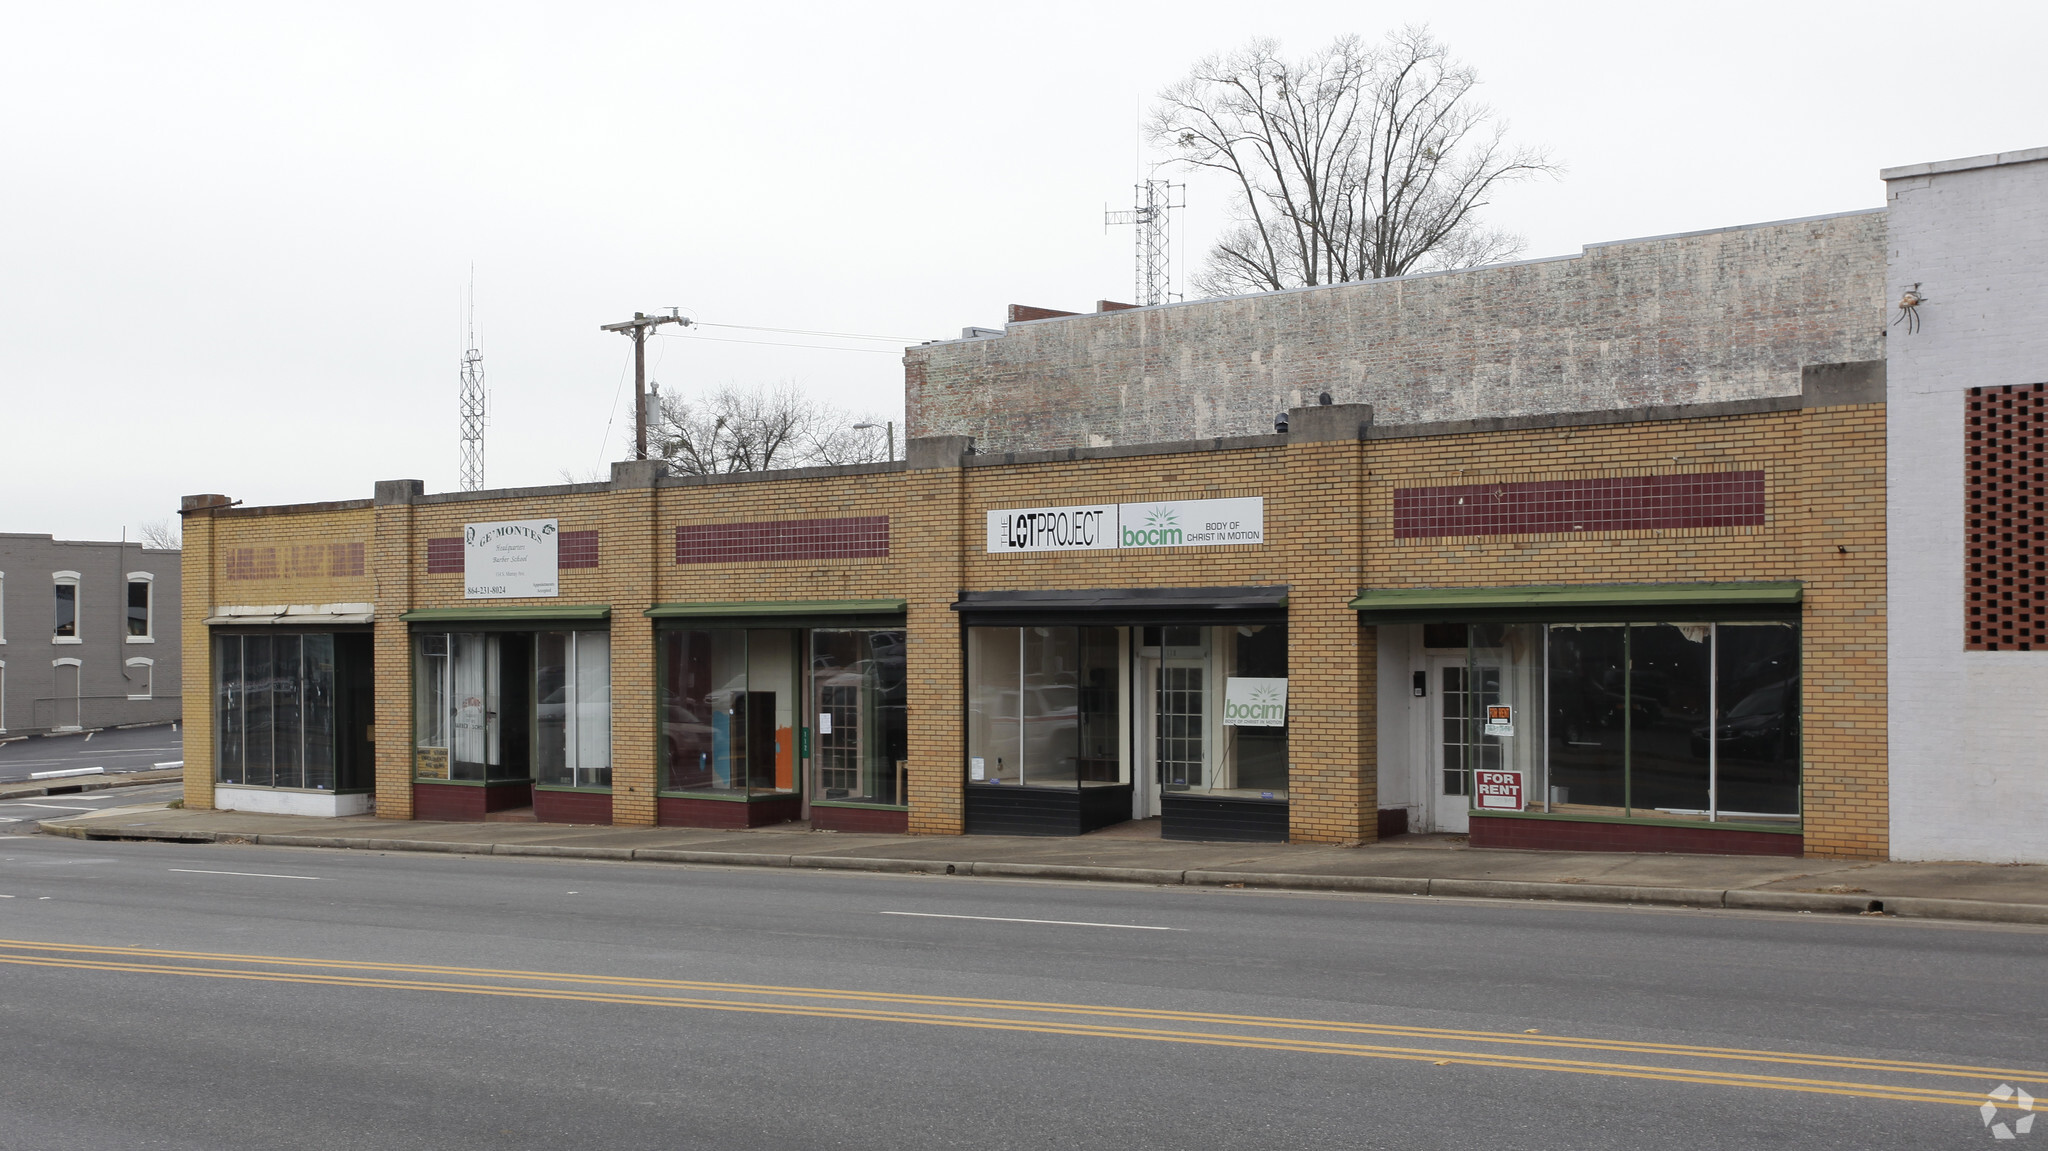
[599, 309, 691, 459]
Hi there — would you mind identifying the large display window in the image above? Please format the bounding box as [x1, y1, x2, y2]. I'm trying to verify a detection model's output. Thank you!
[215, 631, 373, 793]
[1440, 620, 1798, 826]
[659, 628, 801, 798]
[810, 628, 907, 807]
[412, 630, 611, 788]
[966, 626, 1125, 788]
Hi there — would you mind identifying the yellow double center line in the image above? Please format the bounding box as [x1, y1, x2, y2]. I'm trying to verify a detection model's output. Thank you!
[1, 937, 2037, 1111]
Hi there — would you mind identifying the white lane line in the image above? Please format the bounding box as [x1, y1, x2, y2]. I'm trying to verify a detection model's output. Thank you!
[168, 868, 332, 881]
[878, 911, 1181, 931]
[0, 803, 95, 811]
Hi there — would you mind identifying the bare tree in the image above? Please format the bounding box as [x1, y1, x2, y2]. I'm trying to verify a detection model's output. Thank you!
[137, 518, 181, 550]
[1150, 26, 1557, 296]
[649, 382, 892, 475]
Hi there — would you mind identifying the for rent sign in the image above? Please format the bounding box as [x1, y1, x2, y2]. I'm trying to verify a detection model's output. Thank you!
[1474, 769, 1525, 811]
[465, 518, 559, 599]
[986, 497, 1264, 554]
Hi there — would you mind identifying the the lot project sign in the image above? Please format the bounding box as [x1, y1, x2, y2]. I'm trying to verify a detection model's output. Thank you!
[987, 497, 1263, 554]
[465, 519, 559, 598]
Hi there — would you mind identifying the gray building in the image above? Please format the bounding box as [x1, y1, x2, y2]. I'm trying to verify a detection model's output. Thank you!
[0, 534, 181, 735]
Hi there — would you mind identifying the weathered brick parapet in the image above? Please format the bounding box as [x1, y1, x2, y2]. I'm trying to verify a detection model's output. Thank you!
[907, 211, 1887, 455]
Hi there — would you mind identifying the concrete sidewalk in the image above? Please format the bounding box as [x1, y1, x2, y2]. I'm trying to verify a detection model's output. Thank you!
[37, 804, 2048, 926]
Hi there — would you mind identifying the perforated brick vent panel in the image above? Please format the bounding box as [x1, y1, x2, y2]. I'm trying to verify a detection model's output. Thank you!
[1393, 472, 1764, 539]
[425, 537, 463, 574]
[675, 516, 889, 565]
[1966, 383, 2048, 651]
[558, 530, 599, 569]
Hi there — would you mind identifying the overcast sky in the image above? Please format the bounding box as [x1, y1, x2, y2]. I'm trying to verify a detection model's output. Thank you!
[5, 0, 2042, 541]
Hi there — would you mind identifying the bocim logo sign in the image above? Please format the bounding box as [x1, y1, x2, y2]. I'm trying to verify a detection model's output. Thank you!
[987, 497, 1263, 553]
[1223, 677, 1288, 727]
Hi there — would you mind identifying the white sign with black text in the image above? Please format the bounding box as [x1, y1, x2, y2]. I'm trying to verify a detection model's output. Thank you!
[464, 519, 560, 599]
[985, 497, 1264, 554]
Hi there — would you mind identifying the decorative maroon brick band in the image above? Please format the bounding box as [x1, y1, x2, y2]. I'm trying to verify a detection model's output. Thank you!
[1967, 383, 2047, 651]
[224, 542, 364, 581]
[425, 537, 463, 574]
[675, 516, 889, 565]
[559, 530, 599, 570]
[1394, 471, 1765, 539]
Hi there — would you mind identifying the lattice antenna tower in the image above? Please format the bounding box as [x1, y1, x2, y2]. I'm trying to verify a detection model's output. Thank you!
[1105, 178, 1185, 306]
[458, 270, 488, 492]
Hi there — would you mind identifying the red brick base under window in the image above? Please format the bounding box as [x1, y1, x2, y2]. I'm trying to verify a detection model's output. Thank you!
[811, 805, 909, 834]
[534, 789, 613, 825]
[1468, 813, 1802, 856]
[1377, 808, 1410, 840]
[657, 793, 803, 829]
[412, 781, 532, 822]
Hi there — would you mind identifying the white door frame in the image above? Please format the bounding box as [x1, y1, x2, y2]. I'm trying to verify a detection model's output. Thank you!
[1425, 654, 1473, 833]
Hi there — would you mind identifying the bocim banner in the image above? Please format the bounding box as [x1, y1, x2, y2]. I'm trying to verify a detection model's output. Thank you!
[465, 518, 559, 599]
[1223, 677, 1289, 727]
[986, 497, 1263, 553]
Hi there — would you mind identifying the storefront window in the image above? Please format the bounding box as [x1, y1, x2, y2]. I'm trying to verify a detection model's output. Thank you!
[1142, 624, 1289, 800]
[412, 631, 565, 784]
[660, 629, 799, 796]
[215, 632, 341, 790]
[966, 626, 1123, 788]
[536, 631, 611, 789]
[810, 629, 907, 806]
[1446, 620, 1800, 825]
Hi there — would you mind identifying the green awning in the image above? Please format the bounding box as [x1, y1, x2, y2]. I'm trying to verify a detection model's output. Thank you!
[1349, 582, 1802, 623]
[645, 598, 907, 619]
[401, 604, 612, 623]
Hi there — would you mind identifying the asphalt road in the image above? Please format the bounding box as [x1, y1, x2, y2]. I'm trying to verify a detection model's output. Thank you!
[0, 837, 2042, 1151]
[0, 724, 182, 783]
[0, 782, 186, 836]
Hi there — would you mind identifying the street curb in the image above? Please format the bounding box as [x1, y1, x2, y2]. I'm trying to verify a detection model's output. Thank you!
[32, 820, 2048, 926]
[0, 768, 183, 801]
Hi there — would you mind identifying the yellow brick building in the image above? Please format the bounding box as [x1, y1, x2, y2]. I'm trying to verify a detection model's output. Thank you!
[179, 365, 1885, 858]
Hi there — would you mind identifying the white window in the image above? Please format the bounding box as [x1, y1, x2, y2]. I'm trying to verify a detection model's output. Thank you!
[53, 571, 81, 644]
[51, 656, 82, 730]
[1, 570, 8, 643]
[0, 659, 7, 732]
[126, 656, 154, 700]
[126, 572, 155, 643]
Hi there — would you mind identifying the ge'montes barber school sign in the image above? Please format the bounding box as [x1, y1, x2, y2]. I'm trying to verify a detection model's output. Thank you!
[465, 518, 559, 599]
[986, 497, 1264, 553]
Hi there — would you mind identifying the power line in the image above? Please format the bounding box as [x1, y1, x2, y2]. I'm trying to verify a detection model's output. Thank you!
[658, 332, 903, 355]
[690, 321, 919, 343]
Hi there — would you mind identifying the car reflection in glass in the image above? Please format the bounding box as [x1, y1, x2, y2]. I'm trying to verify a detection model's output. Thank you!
[1691, 678, 1798, 759]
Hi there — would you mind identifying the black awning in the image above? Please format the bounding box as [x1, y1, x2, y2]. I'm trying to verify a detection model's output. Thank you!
[952, 586, 1288, 626]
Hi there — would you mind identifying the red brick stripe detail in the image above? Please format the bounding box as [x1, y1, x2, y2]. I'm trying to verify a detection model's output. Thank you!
[1393, 472, 1765, 539]
[675, 516, 889, 564]
[559, 530, 599, 569]
[425, 537, 463, 574]
[1966, 383, 2048, 651]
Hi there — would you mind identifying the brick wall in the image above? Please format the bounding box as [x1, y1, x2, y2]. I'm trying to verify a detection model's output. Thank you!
[178, 394, 1886, 856]
[906, 211, 1887, 454]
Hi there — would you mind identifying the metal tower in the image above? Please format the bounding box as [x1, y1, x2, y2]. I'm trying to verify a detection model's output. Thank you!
[1105, 179, 1185, 306]
[458, 276, 487, 491]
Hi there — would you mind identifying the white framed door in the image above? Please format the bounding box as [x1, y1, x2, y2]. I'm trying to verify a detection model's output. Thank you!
[1426, 655, 1503, 833]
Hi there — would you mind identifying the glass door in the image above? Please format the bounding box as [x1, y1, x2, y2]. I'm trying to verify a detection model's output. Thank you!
[1429, 655, 1496, 833]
